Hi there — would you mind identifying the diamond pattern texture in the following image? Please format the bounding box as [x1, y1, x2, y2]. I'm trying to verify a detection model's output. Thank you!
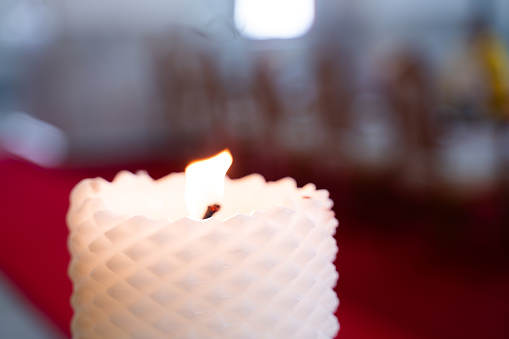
[67, 172, 339, 339]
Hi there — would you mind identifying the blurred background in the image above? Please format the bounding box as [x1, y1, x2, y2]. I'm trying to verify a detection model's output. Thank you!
[1, 0, 509, 338]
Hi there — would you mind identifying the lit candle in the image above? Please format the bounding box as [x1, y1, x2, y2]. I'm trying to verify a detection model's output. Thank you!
[185, 150, 233, 219]
[67, 150, 339, 339]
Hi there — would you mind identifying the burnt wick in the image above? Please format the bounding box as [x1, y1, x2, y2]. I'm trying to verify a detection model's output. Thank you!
[202, 204, 221, 219]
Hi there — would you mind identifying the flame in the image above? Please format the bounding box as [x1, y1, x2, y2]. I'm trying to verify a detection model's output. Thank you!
[185, 150, 233, 219]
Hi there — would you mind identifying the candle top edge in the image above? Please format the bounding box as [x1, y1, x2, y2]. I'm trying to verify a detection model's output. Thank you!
[67, 171, 333, 225]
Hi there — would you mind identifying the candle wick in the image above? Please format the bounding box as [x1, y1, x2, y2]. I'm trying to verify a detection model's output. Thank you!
[202, 204, 221, 219]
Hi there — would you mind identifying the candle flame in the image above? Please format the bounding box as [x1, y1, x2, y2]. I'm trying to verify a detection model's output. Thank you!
[185, 150, 233, 219]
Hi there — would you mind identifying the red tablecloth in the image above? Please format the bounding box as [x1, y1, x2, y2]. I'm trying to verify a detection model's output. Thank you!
[1, 158, 508, 338]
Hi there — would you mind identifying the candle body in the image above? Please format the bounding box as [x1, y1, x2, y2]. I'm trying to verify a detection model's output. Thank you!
[67, 172, 339, 339]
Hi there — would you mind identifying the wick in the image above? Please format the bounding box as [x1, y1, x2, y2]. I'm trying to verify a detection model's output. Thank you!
[203, 204, 221, 219]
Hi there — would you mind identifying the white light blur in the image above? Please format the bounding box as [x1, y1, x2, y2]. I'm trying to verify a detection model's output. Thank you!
[0, 0, 55, 44]
[0, 112, 68, 167]
[234, 0, 315, 40]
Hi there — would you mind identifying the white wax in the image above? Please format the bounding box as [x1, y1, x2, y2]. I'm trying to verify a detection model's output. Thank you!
[67, 171, 339, 339]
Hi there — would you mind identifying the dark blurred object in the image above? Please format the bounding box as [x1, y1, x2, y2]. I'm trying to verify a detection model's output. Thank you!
[441, 15, 509, 122]
[383, 49, 437, 190]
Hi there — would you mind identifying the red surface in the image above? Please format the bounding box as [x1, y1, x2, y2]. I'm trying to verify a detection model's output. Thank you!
[1, 158, 509, 338]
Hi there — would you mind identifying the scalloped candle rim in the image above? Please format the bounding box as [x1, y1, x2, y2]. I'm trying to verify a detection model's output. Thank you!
[68, 171, 333, 224]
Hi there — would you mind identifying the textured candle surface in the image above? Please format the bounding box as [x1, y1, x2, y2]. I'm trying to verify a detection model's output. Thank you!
[67, 171, 339, 339]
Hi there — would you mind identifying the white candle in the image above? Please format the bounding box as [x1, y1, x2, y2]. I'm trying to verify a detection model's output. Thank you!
[67, 151, 339, 339]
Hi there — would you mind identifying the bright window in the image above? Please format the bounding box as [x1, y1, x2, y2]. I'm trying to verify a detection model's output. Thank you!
[234, 0, 315, 40]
